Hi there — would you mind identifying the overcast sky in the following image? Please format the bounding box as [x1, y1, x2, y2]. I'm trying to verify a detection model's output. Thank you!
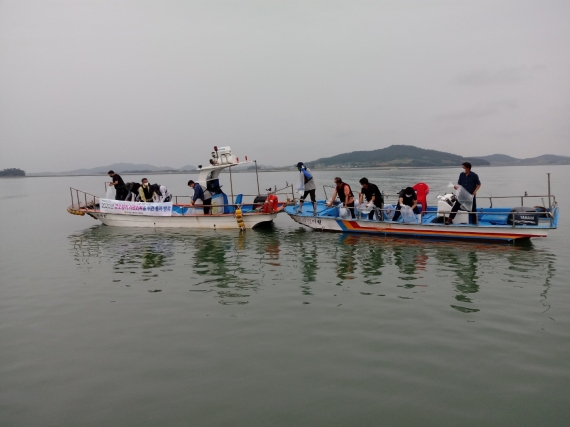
[1, 0, 569, 172]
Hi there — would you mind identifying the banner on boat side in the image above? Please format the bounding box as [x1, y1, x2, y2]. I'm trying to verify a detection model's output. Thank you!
[99, 198, 173, 216]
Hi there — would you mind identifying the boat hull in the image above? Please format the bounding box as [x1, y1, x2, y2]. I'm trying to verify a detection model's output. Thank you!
[90, 212, 278, 229]
[288, 214, 548, 242]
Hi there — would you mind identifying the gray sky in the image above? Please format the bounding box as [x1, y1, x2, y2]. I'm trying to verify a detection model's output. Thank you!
[1, 0, 569, 172]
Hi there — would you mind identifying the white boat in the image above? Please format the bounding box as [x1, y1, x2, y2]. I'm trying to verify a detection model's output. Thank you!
[68, 146, 292, 229]
[285, 177, 559, 243]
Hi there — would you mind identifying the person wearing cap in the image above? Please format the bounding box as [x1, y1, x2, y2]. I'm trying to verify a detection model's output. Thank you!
[391, 186, 421, 221]
[107, 170, 128, 201]
[359, 177, 383, 220]
[296, 162, 317, 215]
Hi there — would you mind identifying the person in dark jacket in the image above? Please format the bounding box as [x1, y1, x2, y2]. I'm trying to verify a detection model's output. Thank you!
[108, 170, 128, 201]
[188, 180, 212, 214]
[448, 162, 481, 224]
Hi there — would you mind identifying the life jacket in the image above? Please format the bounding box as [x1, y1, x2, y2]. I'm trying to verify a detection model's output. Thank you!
[336, 182, 354, 204]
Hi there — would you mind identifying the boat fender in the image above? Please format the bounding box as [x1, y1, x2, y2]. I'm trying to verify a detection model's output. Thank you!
[235, 207, 245, 230]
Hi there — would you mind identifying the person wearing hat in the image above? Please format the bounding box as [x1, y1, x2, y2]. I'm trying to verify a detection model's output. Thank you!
[391, 186, 421, 221]
[107, 170, 128, 201]
[296, 162, 317, 215]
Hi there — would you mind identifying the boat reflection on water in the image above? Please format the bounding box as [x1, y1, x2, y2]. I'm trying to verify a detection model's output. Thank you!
[69, 226, 176, 281]
[288, 229, 318, 295]
[68, 226, 556, 313]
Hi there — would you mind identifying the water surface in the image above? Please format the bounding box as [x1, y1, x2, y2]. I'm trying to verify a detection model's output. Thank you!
[1, 166, 569, 426]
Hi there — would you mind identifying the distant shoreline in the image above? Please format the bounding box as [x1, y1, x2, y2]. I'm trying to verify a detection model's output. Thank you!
[19, 163, 570, 178]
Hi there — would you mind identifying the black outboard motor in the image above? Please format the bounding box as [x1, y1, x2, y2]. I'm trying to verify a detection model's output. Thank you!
[506, 207, 539, 226]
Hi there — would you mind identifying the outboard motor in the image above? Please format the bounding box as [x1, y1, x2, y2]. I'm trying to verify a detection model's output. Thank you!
[506, 207, 539, 226]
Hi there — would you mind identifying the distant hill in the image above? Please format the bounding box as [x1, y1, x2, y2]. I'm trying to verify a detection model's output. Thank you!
[0, 168, 25, 177]
[305, 145, 490, 168]
[178, 164, 197, 171]
[474, 154, 570, 166]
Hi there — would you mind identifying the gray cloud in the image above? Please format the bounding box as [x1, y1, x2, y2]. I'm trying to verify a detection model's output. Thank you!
[455, 65, 547, 86]
[434, 100, 518, 121]
[1, 0, 569, 172]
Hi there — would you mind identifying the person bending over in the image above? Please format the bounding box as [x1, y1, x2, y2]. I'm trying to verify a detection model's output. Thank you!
[359, 178, 383, 220]
[327, 177, 355, 219]
[125, 182, 141, 201]
[392, 187, 421, 221]
[150, 184, 171, 203]
[188, 180, 212, 215]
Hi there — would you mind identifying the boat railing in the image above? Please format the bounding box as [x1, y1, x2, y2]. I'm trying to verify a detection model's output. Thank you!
[323, 183, 557, 207]
[328, 204, 558, 229]
[69, 187, 99, 211]
[172, 184, 295, 206]
[69, 185, 294, 213]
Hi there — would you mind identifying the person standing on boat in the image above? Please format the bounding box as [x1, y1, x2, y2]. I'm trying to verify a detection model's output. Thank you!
[327, 177, 356, 218]
[392, 187, 421, 221]
[138, 178, 154, 202]
[297, 162, 317, 215]
[448, 162, 481, 225]
[359, 178, 383, 220]
[188, 180, 212, 215]
[108, 170, 128, 201]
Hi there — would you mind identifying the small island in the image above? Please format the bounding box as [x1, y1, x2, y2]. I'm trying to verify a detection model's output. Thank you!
[0, 168, 25, 177]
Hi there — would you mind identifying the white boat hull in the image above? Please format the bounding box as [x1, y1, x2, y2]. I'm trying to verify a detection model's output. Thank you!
[90, 212, 278, 229]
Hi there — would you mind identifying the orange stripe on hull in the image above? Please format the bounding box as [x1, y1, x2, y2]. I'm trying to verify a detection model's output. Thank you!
[340, 221, 544, 240]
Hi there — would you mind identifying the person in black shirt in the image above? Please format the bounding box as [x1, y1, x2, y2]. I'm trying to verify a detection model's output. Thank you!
[108, 170, 128, 201]
[359, 178, 383, 220]
[448, 162, 481, 224]
[392, 186, 421, 222]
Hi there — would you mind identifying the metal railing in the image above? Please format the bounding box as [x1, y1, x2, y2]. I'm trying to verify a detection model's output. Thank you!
[69, 188, 99, 211]
[68, 186, 292, 214]
[173, 184, 295, 206]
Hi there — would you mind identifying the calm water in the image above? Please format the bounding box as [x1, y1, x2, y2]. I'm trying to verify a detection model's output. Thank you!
[1, 166, 569, 426]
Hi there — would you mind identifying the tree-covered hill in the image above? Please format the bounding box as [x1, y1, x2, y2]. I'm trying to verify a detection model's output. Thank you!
[305, 145, 490, 168]
[0, 168, 25, 177]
